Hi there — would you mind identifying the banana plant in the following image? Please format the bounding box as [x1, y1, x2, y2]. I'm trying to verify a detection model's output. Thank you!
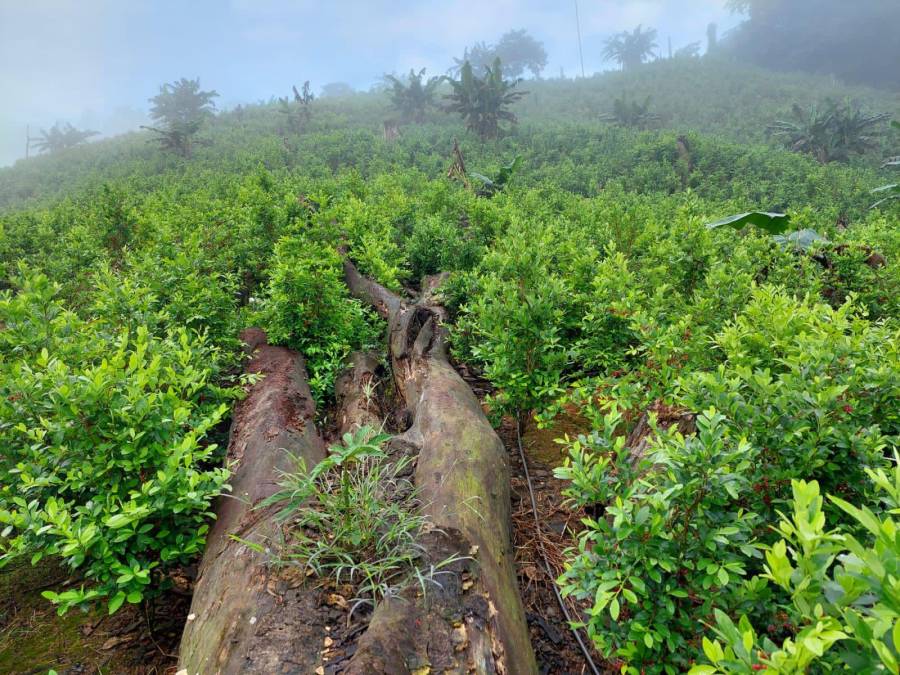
[470, 155, 523, 197]
[769, 100, 890, 164]
[31, 122, 98, 154]
[385, 68, 443, 124]
[871, 120, 900, 209]
[601, 94, 660, 130]
[444, 58, 526, 140]
[706, 212, 830, 251]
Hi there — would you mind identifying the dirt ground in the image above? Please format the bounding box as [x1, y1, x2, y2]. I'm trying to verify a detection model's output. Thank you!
[500, 413, 614, 675]
[0, 560, 186, 675]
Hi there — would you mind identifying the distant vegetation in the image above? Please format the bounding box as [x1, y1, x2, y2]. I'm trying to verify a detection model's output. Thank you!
[445, 58, 527, 140]
[451, 28, 548, 78]
[320, 82, 355, 98]
[31, 122, 98, 155]
[602, 93, 660, 129]
[142, 77, 218, 157]
[385, 68, 442, 124]
[602, 25, 659, 71]
[769, 99, 891, 164]
[724, 0, 900, 89]
[277, 81, 314, 133]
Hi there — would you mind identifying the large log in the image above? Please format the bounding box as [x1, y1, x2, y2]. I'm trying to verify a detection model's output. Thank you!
[178, 328, 328, 675]
[343, 261, 537, 675]
[334, 351, 383, 437]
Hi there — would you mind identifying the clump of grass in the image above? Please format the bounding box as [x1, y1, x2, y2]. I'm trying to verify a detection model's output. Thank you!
[263, 427, 429, 604]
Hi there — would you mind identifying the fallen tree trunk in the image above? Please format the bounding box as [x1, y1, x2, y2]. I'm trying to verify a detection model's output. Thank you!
[334, 351, 383, 437]
[343, 261, 537, 675]
[179, 328, 328, 675]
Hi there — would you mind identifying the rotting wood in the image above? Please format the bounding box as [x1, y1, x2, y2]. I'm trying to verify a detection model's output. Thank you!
[342, 258, 538, 675]
[178, 328, 328, 675]
[335, 351, 383, 437]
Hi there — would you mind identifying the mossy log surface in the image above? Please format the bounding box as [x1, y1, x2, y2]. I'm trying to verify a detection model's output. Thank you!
[343, 260, 537, 675]
[178, 328, 327, 675]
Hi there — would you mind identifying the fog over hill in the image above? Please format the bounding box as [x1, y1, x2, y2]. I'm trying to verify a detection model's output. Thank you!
[0, 0, 739, 166]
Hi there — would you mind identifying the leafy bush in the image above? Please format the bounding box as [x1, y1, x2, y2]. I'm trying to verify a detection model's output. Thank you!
[555, 288, 897, 671]
[0, 272, 232, 614]
[694, 464, 900, 673]
[407, 213, 484, 278]
[556, 409, 757, 670]
[260, 237, 383, 403]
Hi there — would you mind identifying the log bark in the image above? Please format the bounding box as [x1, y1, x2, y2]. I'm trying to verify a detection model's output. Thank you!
[343, 261, 537, 675]
[178, 328, 328, 675]
[334, 351, 383, 437]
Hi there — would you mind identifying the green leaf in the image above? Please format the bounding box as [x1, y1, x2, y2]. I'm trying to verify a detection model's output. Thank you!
[105, 513, 133, 529]
[772, 228, 830, 251]
[705, 212, 790, 235]
[717, 567, 729, 586]
[703, 637, 725, 663]
[610, 597, 620, 621]
[108, 591, 126, 614]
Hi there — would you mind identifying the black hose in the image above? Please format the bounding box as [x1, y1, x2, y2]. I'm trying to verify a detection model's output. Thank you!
[515, 416, 602, 675]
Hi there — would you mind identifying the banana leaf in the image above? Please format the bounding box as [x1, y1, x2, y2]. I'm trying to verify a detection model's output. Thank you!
[705, 212, 791, 235]
[772, 229, 830, 251]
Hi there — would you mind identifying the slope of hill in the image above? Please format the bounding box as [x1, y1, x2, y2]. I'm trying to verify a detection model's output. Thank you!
[1, 56, 899, 674]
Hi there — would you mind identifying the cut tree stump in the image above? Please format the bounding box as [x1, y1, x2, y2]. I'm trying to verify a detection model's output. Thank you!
[178, 329, 328, 675]
[343, 259, 538, 675]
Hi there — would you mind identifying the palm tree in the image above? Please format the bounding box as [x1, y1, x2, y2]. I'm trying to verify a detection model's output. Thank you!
[445, 58, 527, 140]
[603, 25, 658, 71]
[385, 68, 443, 124]
[31, 122, 98, 154]
[769, 100, 889, 164]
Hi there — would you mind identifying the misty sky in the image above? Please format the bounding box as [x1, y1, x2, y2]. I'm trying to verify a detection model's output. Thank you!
[0, 1, 742, 167]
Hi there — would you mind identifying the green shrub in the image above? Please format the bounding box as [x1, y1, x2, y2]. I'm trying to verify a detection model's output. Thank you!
[0, 272, 232, 614]
[683, 287, 898, 519]
[555, 288, 897, 672]
[261, 237, 382, 403]
[407, 213, 484, 279]
[694, 464, 900, 673]
[556, 409, 758, 671]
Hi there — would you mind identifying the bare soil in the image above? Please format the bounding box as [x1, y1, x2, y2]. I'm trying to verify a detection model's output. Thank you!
[0, 560, 187, 674]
